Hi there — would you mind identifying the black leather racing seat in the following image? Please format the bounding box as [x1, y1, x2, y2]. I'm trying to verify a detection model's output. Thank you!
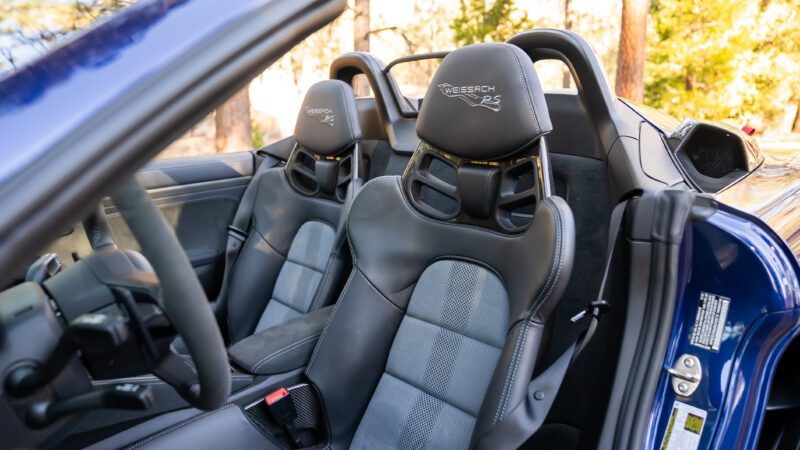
[115, 42, 575, 450]
[223, 79, 362, 344]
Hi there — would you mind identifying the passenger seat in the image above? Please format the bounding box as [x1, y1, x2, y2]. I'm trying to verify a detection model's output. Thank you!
[223, 79, 362, 344]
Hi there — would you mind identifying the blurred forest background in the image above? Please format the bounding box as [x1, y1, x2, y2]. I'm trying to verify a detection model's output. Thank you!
[2, 0, 800, 159]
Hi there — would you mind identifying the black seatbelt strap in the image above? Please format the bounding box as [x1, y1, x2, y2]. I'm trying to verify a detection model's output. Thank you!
[213, 149, 286, 313]
[568, 198, 627, 359]
[473, 199, 629, 450]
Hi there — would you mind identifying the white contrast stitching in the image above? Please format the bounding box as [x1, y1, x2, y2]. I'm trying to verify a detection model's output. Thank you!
[92, 375, 252, 387]
[124, 404, 237, 449]
[494, 198, 564, 424]
[508, 46, 540, 132]
[251, 333, 322, 373]
[306, 269, 354, 370]
[306, 175, 369, 371]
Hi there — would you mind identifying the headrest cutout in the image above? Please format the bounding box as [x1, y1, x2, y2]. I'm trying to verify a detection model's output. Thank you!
[416, 42, 552, 161]
[286, 144, 356, 203]
[402, 141, 543, 233]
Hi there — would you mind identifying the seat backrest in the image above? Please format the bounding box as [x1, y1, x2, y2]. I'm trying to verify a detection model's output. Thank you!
[225, 79, 361, 343]
[305, 43, 576, 449]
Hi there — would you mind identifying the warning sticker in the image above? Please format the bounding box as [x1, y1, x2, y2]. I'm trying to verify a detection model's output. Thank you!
[660, 401, 707, 450]
[689, 292, 730, 352]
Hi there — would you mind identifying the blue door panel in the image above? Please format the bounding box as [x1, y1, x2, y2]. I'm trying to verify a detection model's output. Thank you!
[647, 206, 800, 449]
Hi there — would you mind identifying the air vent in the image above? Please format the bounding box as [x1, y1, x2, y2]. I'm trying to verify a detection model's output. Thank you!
[672, 122, 753, 192]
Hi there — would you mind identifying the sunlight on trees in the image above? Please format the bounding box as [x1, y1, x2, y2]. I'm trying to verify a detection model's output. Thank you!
[2, 0, 800, 156]
[646, 0, 800, 132]
[453, 0, 533, 45]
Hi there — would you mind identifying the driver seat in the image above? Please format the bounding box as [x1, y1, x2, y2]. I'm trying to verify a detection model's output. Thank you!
[106, 42, 575, 450]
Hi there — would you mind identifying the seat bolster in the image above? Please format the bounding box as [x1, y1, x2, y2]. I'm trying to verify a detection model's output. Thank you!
[228, 305, 333, 375]
[226, 168, 344, 342]
[470, 197, 575, 444]
[251, 169, 343, 256]
[307, 243, 347, 312]
[226, 231, 285, 343]
[471, 321, 545, 445]
[528, 196, 576, 324]
[306, 270, 405, 449]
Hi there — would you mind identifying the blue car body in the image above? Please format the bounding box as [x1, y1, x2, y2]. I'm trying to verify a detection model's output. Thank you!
[1, 1, 799, 448]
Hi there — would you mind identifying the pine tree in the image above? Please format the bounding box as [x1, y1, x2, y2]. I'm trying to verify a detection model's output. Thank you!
[452, 0, 532, 46]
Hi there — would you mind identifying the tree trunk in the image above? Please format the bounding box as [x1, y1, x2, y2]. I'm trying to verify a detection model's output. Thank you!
[215, 86, 252, 153]
[353, 0, 371, 97]
[562, 0, 573, 88]
[615, 0, 649, 102]
[792, 103, 800, 133]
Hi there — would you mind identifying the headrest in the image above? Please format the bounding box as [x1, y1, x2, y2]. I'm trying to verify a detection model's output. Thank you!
[294, 80, 362, 156]
[416, 43, 552, 161]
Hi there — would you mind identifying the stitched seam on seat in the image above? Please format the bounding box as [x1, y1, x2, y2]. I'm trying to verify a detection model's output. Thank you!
[493, 199, 563, 424]
[252, 333, 322, 373]
[286, 220, 336, 271]
[282, 257, 325, 275]
[509, 47, 542, 134]
[381, 371, 477, 418]
[309, 254, 337, 312]
[529, 204, 565, 318]
[251, 224, 288, 258]
[498, 200, 564, 420]
[355, 267, 405, 311]
[340, 82, 356, 144]
[306, 268, 355, 370]
[496, 201, 562, 421]
[124, 404, 237, 449]
[265, 296, 305, 315]
[404, 313, 503, 350]
[305, 178, 364, 371]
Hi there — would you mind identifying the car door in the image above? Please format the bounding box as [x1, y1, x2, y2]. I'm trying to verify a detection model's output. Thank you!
[32, 151, 253, 299]
[105, 151, 254, 298]
[597, 190, 800, 449]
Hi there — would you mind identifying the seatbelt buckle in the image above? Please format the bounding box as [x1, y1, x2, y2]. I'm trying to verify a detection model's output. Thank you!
[570, 300, 610, 323]
[265, 387, 301, 446]
[227, 225, 248, 243]
[265, 387, 296, 424]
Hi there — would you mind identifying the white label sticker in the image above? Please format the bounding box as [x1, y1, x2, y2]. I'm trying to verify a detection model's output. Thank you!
[689, 292, 730, 352]
[660, 400, 707, 450]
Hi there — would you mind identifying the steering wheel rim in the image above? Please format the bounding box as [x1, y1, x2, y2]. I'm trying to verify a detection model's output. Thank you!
[110, 179, 230, 410]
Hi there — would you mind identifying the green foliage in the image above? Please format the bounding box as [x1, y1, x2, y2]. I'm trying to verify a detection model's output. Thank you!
[645, 0, 800, 128]
[452, 0, 532, 46]
[251, 119, 265, 149]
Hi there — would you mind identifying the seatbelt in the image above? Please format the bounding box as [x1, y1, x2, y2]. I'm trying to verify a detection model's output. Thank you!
[568, 198, 627, 359]
[213, 150, 285, 315]
[255, 136, 295, 166]
[473, 199, 629, 450]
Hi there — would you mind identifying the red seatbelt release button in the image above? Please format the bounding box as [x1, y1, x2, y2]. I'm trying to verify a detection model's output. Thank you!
[265, 387, 289, 406]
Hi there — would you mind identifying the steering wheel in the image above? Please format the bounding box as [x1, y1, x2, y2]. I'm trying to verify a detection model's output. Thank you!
[109, 180, 230, 411]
